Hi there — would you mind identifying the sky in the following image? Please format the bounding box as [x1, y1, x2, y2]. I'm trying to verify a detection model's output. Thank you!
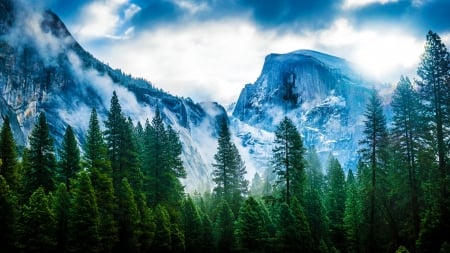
[42, 0, 450, 105]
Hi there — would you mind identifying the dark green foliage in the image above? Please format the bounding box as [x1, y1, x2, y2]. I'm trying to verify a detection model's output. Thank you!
[89, 168, 118, 253]
[272, 116, 305, 205]
[16, 187, 56, 252]
[0, 175, 17, 252]
[291, 197, 313, 252]
[171, 223, 186, 253]
[54, 183, 70, 253]
[104, 91, 124, 188]
[143, 108, 186, 209]
[68, 171, 101, 253]
[200, 212, 216, 252]
[325, 156, 346, 252]
[235, 196, 271, 252]
[304, 186, 329, 252]
[136, 193, 155, 252]
[416, 30, 450, 252]
[23, 113, 56, 197]
[358, 89, 389, 253]
[396, 245, 411, 253]
[0, 116, 19, 189]
[212, 116, 248, 214]
[390, 76, 422, 250]
[276, 203, 301, 252]
[116, 178, 140, 253]
[59, 125, 81, 191]
[104, 92, 142, 192]
[343, 170, 362, 253]
[84, 108, 111, 175]
[304, 148, 329, 252]
[183, 196, 203, 252]
[214, 200, 235, 253]
[152, 204, 172, 252]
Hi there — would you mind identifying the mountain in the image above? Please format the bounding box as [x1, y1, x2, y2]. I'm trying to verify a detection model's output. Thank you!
[0, 0, 224, 192]
[232, 49, 373, 172]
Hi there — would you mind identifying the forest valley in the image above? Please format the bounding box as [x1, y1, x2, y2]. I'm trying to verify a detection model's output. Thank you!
[0, 30, 450, 253]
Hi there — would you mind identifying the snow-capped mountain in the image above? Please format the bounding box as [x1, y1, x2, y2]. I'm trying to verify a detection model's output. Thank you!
[232, 50, 373, 173]
[0, 0, 377, 191]
[0, 0, 224, 192]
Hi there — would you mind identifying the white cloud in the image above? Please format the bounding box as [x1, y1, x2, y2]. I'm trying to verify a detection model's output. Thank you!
[87, 20, 314, 105]
[342, 0, 399, 9]
[72, 0, 141, 41]
[83, 17, 425, 105]
[316, 18, 424, 83]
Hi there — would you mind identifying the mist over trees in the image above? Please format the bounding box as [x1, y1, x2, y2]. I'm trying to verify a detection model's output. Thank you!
[0, 31, 449, 253]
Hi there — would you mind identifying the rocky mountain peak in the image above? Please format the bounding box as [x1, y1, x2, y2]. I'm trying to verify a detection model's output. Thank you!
[232, 49, 373, 171]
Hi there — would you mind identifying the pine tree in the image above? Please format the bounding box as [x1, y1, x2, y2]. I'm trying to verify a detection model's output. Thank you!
[391, 76, 422, 249]
[16, 187, 56, 252]
[143, 108, 186, 209]
[183, 196, 203, 252]
[104, 91, 127, 189]
[84, 108, 111, 175]
[417, 30, 450, 181]
[212, 116, 248, 214]
[214, 200, 235, 253]
[272, 116, 305, 205]
[0, 116, 19, 189]
[152, 204, 172, 252]
[136, 193, 155, 252]
[235, 196, 270, 252]
[302, 147, 329, 251]
[89, 168, 118, 253]
[116, 178, 140, 253]
[416, 30, 450, 252]
[59, 125, 81, 191]
[358, 89, 389, 253]
[0, 175, 17, 252]
[343, 169, 362, 253]
[291, 197, 313, 252]
[200, 212, 216, 252]
[325, 156, 347, 252]
[276, 202, 301, 252]
[171, 222, 186, 253]
[23, 112, 56, 197]
[54, 183, 70, 253]
[68, 171, 101, 253]
[250, 172, 264, 196]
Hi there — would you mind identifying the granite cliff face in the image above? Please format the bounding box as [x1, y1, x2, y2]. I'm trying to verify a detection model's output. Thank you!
[0, 0, 224, 192]
[232, 50, 372, 171]
[0, 0, 378, 190]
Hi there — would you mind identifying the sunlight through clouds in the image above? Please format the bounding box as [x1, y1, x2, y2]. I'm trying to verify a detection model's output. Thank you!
[72, 0, 141, 41]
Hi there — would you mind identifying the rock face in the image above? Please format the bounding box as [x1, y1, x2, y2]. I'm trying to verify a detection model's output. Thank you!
[0, 0, 224, 192]
[232, 50, 372, 171]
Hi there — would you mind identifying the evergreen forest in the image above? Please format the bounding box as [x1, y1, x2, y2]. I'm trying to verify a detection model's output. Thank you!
[0, 31, 449, 253]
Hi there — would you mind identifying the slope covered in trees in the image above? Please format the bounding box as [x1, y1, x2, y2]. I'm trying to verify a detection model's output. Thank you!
[0, 31, 449, 253]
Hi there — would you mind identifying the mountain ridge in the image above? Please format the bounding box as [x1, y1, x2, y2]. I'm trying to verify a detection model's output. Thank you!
[0, 0, 225, 192]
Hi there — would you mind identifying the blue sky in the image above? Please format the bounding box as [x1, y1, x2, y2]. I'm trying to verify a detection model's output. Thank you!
[43, 0, 450, 104]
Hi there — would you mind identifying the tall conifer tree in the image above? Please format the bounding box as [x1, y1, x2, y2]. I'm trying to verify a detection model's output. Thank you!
[17, 187, 56, 252]
[272, 116, 305, 205]
[68, 171, 101, 253]
[212, 116, 248, 214]
[0, 116, 19, 189]
[23, 112, 56, 197]
[59, 125, 81, 190]
[416, 30, 450, 253]
[358, 89, 389, 253]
